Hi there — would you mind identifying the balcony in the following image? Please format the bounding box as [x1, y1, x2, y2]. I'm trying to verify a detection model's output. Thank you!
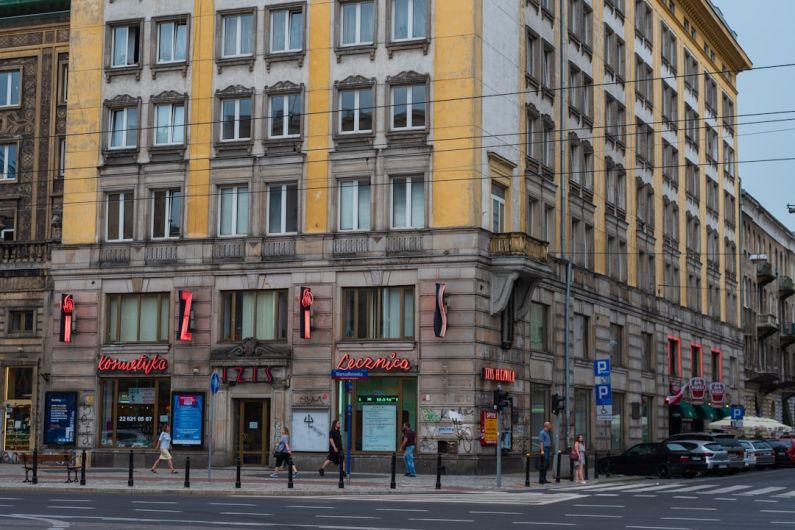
[489, 232, 548, 262]
[0, 241, 50, 266]
[780, 276, 795, 299]
[757, 261, 775, 286]
[488, 232, 551, 316]
[757, 313, 779, 339]
[781, 323, 795, 348]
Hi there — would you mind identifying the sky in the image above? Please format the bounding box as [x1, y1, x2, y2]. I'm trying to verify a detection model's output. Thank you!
[712, 0, 795, 230]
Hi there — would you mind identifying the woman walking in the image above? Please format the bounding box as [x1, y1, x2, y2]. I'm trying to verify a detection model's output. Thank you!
[150, 424, 177, 474]
[574, 433, 586, 484]
[271, 426, 298, 478]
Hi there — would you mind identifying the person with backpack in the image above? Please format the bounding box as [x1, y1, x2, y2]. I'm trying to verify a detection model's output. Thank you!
[271, 426, 298, 478]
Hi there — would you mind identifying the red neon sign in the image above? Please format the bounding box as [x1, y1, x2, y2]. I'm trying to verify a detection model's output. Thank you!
[97, 354, 168, 375]
[336, 352, 412, 372]
[219, 366, 273, 384]
[481, 367, 516, 383]
[178, 290, 193, 342]
[60, 294, 74, 343]
[300, 287, 313, 340]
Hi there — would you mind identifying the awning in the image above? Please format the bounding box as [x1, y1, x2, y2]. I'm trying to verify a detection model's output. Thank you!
[715, 405, 732, 419]
[696, 404, 719, 421]
[670, 402, 698, 419]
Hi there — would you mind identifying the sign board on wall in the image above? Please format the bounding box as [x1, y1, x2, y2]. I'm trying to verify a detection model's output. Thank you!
[480, 411, 498, 446]
[291, 409, 329, 452]
[362, 405, 397, 451]
[171, 392, 205, 446]
[43, 392, 77, 446]
[594, 359, 613, 421]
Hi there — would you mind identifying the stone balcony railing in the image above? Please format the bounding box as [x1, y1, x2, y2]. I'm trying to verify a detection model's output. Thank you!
[489, 232, 548, 262]
[0, 241, 50, 266]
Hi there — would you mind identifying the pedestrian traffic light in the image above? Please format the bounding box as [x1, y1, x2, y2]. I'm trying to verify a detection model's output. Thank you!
[551, 393, 566, 415]
[493, 388, 511, 411]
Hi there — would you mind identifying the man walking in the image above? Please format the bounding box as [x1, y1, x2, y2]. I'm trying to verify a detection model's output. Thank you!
[538, 421, 552, 484]
[399, 421, 416, 477]
[319, 419, 343, 476]
[150, 424, 177, 474]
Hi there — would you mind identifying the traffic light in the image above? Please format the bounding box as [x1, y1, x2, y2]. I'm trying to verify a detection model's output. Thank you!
[551, 393, 566, 415]
[493, 388, 511, 411]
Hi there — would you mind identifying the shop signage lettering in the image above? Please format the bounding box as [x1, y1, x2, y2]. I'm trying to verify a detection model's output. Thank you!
[336, 352, 412, 372]
[178, 290, 193, 342]
[300, 287, 313, 340]
[119, 415, 153, 423]
[481, 367, 516, 383]
[218, 366, 273, 384]
[690, 377, 706, 401]
[97, 354, 168, 375]
[60, 294, 74, 343]
[357, 395, 399, 404]
[709, 382, 725, 404]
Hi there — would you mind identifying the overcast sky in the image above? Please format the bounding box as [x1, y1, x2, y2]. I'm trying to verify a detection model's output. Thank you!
[712, 0, 795, 230]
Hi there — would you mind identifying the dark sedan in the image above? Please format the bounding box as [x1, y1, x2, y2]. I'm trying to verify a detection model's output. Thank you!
[596, 442, 696, 479]
[764, 439, 792, 467]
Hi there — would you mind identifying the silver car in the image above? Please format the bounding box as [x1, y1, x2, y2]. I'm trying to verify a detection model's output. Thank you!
[677, 441, 731, 474]
[739, 440, 776, 469]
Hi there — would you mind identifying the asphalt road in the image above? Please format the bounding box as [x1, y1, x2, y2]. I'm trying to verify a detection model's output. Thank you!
[1, 467, 794, 529]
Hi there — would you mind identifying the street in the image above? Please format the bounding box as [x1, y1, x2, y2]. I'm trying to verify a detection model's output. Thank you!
[1, 468, 795, 529]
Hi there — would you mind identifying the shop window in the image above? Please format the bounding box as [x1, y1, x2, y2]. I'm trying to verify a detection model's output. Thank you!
[3, 367, 33, 451]
[343, 286, 414, 340]
[100, 378, 170, 448]
[221, 290, 288, 342]
[640, 395, 653, 442]
[106, 293, 170, 344]
[611, 392, 624, 450]
[8, 310, 34, 333]
[530, 386, 549, 449]
[352, 377, 416, 452]
[529, 302, 548, 352]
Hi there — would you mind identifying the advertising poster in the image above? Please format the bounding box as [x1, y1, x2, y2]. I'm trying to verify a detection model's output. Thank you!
[291, 409, 329, 451]
[171, 392, 204, 446]
[480, 411, 497, 446]
[362, 405, 397, 451]
[44, 392, 77, 446]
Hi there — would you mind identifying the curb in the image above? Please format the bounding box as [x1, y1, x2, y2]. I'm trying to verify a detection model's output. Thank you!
[0, 485, 480, 497]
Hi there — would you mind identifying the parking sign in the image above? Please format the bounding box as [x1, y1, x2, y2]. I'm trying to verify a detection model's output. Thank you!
[731, 406, 744, 421]
[593, 359, 612, 421]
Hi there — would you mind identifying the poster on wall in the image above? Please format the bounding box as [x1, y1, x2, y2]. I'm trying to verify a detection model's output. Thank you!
[43, 392, 77, 446]
[171, 392, 205, 446]
[291, 409, 329, 452]
[362, 405, 397, 451]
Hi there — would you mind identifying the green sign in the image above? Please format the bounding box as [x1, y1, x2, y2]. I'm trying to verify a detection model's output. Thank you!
[357, 395, 399, 404]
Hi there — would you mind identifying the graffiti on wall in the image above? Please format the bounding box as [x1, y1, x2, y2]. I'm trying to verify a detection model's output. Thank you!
[418, 407, 477, 455]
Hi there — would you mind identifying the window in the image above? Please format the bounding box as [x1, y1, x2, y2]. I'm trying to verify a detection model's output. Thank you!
[641, 331, 653, 372]
[605, 94, 626, 145]
[722, 93, 735, 133]
[611, 393, 623, 450]
[574, 388, 590, 445]
[635, 55, 653, 105]
[269, 93, 301, 138]
[266, 182, 298, 234]
[635, 119, 653, 165]
[0, 70, 21, 107]
[706, 127, 718, 166]
[526, 30, 538, 80]
[530, 386, 549, 449]
[60, 63, 68, 103]
[111, 24, 140, 67]
[339, 179, 370, 231]
[106, 191, 134, 241]
[343, 286, 415, 339]
[391, 84, 426, 130]
[341, 0, 374, 46]
[705, 75, 717, 115]
[572, 313, 589, 359]
[662, 83, 678, 127]
[222, 13, 254, 57]
[711, 349, 722, 382]
[662, 141, 678, 185]
[542, 120, 555, 168]
[391, 176, 424, 228]
[500, 293, 515, 349]
[603, 25, 625, 79]
[640, 395, 652, 442]
[58, 138, 66, 178]
[8, 310, 34, 333]
[100, 378, 170, 448]
[4, 367, 32, 450]
[542, 42, 554, 89]
[221, 98, 252, 141]
[221, 290, 288, 341]
[152, 189, 182, 239]
[684, 104, 699, 147]
[634, 0, 653, 45]
[724, 143, 735, 180]
[529, 302, 547, 352]
[609, 323, 624, 367]
[661, 23, 677, 72]
[392, 0, 427, 41]
[0, 143, 17, 181]
[0, 213, 14, 241]
[686, 162, 699, 201]
[491, 183, 506, 233]
[218, 185, 249, 236]
[108, 107, 138, 149]
[339, 87, 373, 133]
[154, 103, 185, 145]
[668, 337, 680, 376]
[106, 293, 170, 343]
[691, 344, 702, 377]
[684, 50, 698, 95]
[544, 205, 555, 244]
[270, 7, 304, 53]
[157, 19, 187, 63]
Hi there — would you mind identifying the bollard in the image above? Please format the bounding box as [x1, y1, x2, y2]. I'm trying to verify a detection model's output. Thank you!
[390, 452, 396, 489]
[569, 448, 574, 481]
[555, 450, 562, 483]
[32, 448, 38, 485]
[288, 457, 294, 489]
[584, 450, 589, 481]
[80, 449, 86, 486]
[184, 456, 191, 488]
[594, 449, 599, 479]
[606, 450, 612, 477]
[338, 450, 345, 489]
[435, 453, 442, 490]
[127, 450, 134, 487]
[235, 457, 241, 489]
[524, 453, 531, 487]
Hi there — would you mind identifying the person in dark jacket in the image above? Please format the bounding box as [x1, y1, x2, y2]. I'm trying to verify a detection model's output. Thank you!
[319, 419, 343, 476]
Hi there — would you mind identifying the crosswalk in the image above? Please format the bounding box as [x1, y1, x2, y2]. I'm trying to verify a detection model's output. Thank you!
[320, 491, 587, 506]
[562, 480, 795, 500]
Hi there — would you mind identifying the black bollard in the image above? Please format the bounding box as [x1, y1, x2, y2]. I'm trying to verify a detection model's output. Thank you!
[80, 449, 86, 486]
[338, 450, 345, 489]
[555, 450, 562, 483]
[184, 456, 190, 488]
[32, 448, 38, 485]
[288, 457, 294, 489]
[235, 457, 241, 489]
[584, 450, 589, 481]
[525, 453, 531, 487]
[127, 450, 134, 487]
[435, 453, 442, 490]
[606, 450, 612, 477]
[594, 450, 599, 479]
[390, 452, 396, 489]
[569, 449, 574, 481]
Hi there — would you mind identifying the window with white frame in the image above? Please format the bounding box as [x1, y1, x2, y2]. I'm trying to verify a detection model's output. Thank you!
[152, 188, 182, 239]
[270, 7, 304, 53]
[218, 185, 249, 236]
[111, 24, 140, 67]
[221, 98, 252, 141]
[0, 143, 17, 181]
[106, 293, 170, 343]
[391, 176, 424, 228]
[60, 63, 68, 103]
[491, 182, 506, 233]
[221, 290, 288, 341]
[341, 0, 374, 46]
[343, 286, 415, 339]
[266, 182, 298, 234]
[269, 93, 301, 138]
[339, 179, 370, 231]
[0, 70, 21, 107]
[58, 138, 65, 178]
[108, 106, 138, 149]
[157, 20, 187, 63]
[106, 191, 134, 241]
[221, 13, 253, 57]
[391, 83, 426, 130]
[339, 87, 373, 133]
[0, 213, 14, 241]
[392, 0, 427, 41]
[154, 103, 185, 145]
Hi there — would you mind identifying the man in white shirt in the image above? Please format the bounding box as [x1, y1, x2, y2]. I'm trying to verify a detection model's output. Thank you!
[150, 424, 177, 474]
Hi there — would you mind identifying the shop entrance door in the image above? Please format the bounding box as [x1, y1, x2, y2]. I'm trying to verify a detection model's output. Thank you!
[236, 400, 270, 466]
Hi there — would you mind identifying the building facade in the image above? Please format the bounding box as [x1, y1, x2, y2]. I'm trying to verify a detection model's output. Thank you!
[0, 0, 69, 461]
[50, 0, 749, 470]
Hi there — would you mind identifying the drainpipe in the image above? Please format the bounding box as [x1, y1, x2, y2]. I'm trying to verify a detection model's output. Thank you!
[738, 180, 744, 403]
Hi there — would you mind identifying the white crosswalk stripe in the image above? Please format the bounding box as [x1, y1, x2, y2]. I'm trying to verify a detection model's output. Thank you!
[320, 492, 587, 506]
[665, 484, 720, 493]
[684, 484, 754, 495]
[740, 486, 787, 496]
[630, 483, 688, 493]
[774, 490, 795, 498]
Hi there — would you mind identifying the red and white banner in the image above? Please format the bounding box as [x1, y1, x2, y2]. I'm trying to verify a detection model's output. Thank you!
[690, 377, 707, 402]
[709, 382, 725, 405]
[665, 383, 689, 406]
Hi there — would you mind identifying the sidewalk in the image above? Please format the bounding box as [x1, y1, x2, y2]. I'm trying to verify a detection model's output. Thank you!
[0, 464, 638, 497]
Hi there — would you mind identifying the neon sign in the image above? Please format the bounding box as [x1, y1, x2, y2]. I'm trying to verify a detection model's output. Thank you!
[434, 283, 447, 338]
[60, 294, 74, 343]
[178, 290, 193, 342]
[336, 352, 412, 372]
[481, 367, 516, 383]
[300, 287, 313, 340]
[218, 366, 273, 384]
[97, 354, 168, 375]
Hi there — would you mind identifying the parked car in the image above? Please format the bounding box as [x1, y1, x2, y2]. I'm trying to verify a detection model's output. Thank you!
[675, 441, 731, 475]
[739, 440, 776, 469]
[763, 439, 792, 467]
[665, 433, 744, 473]
[596, 442, 697, 478]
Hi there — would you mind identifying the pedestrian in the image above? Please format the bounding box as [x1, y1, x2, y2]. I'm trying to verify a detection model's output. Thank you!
[399, 421, 416, 477]
[271, 426, 298, 478]
[319, 419, 343, 476]
[538, 421, 552, 484]
[150, 424, 177, 474]
[574, 433, 586, 484]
